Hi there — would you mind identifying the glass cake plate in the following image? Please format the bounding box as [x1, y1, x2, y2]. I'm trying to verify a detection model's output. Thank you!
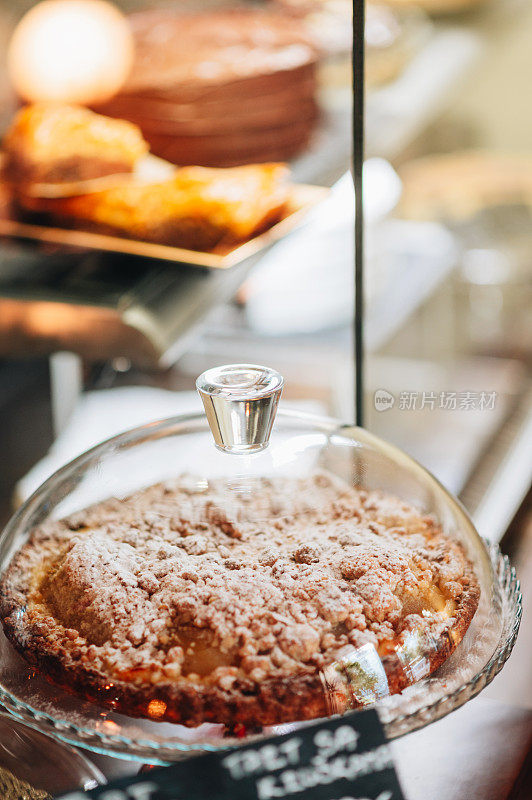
[0, 713, 104, 795]
[0, 366, 521, 763]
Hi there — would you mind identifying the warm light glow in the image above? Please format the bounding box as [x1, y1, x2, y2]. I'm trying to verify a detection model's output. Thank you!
[147, 699, 167, 718]
[8, 0, 133, 105]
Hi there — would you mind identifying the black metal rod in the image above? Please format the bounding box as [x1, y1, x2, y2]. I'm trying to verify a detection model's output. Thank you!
[353, 0, 365, 427]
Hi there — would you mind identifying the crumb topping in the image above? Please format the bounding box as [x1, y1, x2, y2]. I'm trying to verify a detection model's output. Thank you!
[2, 472, 477, 700]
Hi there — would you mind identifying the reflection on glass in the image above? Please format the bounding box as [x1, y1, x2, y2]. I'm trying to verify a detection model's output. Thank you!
[321, 643, 390, 713]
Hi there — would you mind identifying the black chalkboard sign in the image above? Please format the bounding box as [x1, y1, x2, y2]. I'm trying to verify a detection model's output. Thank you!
[57, 710, 405, 800]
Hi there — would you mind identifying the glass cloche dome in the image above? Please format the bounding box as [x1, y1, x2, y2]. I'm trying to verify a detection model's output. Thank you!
[0, 365, 520, 763]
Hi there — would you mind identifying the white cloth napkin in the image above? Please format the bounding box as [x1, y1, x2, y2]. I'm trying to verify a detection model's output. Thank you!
[244, 162, 405, 336]
[16, 386, 202, 503]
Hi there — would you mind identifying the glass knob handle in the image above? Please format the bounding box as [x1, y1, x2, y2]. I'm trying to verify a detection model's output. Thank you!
[196, 364, 283, 454]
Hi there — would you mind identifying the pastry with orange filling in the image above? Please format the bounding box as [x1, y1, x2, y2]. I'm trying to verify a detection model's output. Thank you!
[3, 104, 148, 186]
[20, 163, 291, 250]
[0, 472, 479, 727]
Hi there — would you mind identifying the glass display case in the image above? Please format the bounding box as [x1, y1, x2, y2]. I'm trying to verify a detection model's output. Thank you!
[0, 366, 521, 762]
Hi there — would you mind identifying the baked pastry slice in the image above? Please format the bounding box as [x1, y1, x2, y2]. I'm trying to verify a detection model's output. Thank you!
[0, 473, 480, 728]
[20, 163, 291, 250]
[397, 151, 532, 222]
[2, 104, 148, 186]
[380, 0, 487, 14]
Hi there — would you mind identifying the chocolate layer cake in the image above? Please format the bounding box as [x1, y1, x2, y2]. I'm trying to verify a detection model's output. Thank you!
[0, 472, 479, 727]
[93, 9, 320, 167]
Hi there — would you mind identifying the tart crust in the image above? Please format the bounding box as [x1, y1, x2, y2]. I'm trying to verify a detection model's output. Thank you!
[0, 473, 480, 727]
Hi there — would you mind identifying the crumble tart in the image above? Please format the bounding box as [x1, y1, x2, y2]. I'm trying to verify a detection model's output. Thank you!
[0, 473, 479, 727]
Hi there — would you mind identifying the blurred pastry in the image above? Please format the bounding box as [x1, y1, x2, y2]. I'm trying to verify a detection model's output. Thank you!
[275, 0, 430, 88]
[0, 162, 14, 220]
[366, 3, 430, 86]
[273, 0, 352, 57]
[21, 163, 290, 251]
[2, 104, 148, 186]
[380, 0, 487, 15]
[397, 151, 532, 221]
[93, 8, 319, 167]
